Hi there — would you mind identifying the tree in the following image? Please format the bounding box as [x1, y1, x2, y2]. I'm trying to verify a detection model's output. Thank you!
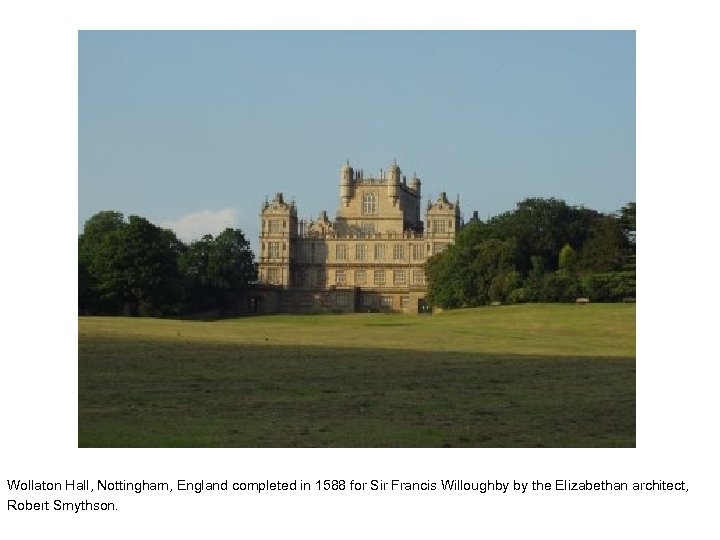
[471, 238, 518, 304]
[79, 211, 127, 314]
[578, 215, 629, 272]
[179, 228, 257, 313]
[79, 212, 184, 315]
[618, 202, 636, 245]
[558, 243, 577, 272]
[425, 221, 519, 308]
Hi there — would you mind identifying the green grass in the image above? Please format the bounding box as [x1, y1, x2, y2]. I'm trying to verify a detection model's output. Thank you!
[78, 304, 635, 447]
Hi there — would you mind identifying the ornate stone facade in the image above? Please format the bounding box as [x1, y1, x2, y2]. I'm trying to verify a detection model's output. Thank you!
[257, 161, 461, 313]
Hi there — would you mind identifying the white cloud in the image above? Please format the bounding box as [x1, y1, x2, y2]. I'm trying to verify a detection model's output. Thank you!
[159, 208, 238, 242]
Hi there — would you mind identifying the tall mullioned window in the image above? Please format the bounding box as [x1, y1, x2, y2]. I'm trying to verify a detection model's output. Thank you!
[268, 242, 280, 258]
[269, 220, 280, 233]
[374, 270, 385, 284]
[336, 244, 348, 261]
[336, 270, 346, 284]
[393, 244, 405, 260]
[374, 244, 386, 261]
[354, 269, 366, 285]
[412, 244, 425, 260]
[393, 270, 405, 284]
[362, 192, 378, 215]
[355, 244, 367, 261]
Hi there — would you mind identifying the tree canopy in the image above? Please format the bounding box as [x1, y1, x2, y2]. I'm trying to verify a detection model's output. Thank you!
[425, 198, 635, 307]
[79, 211, 256, 316]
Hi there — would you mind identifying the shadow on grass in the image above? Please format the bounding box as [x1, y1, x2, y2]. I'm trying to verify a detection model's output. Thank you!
[79, 337, 635, 448]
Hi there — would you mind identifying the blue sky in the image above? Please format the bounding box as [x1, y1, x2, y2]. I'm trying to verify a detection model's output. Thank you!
[79, 31, 635, 253]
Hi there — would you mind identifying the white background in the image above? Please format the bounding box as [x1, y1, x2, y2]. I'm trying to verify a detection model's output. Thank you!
[2, 1, 718, 538]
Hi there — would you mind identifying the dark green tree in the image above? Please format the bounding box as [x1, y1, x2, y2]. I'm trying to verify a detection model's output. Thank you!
[79, 212, 184, 315]
[578, 215, 629, 272]
[180, 228, 257, 314]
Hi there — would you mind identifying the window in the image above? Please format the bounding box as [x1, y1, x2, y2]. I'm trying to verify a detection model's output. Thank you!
[374, 270, 385, 284]
[336, 295, 348, 307]
[267, 268, 280, 284]
[400, 296, 410, 308]
[374, 244, 386, 261]
[393, 244, 405, 260]
[269, 220, 280, 233]
[355, 244, 367, 261]
[268, 242, 280, 258]
[412, 244, 425, 260]
[336, 269, 346, 284]
[413, 269, 426, 285]
[394, 270, 406, 284]
[362, 295, 373, 307]
[432, 219, 446, 234]
[381, 296, 393, 308]
[336, 244, 348, 261]
[362, 192, 378, 215]
[354, 269, 366, 285]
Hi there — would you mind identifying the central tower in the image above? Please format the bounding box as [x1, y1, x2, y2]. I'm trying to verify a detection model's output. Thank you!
[335, 160, 422, 236]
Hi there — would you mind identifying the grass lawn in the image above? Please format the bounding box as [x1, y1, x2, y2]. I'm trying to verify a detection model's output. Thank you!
[78, 304, 635, 447]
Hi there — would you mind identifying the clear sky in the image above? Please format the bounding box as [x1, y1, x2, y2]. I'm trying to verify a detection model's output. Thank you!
[79, 31, 635, 253]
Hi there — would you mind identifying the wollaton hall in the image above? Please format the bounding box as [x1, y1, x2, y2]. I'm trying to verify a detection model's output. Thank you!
[254, 160, 466, 313]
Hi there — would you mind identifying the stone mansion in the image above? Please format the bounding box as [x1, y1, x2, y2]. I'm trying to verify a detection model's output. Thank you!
[255, 161, 462, 313]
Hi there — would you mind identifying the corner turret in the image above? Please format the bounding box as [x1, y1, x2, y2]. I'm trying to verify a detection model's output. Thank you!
[387, 159, 401, 206]
[340, 160, 354, 207]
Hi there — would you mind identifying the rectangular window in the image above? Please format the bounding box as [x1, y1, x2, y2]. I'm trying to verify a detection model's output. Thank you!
[433, 243, 448, 255]
[269, 220, 280, 233]
[336, 269, 346, 284]
[394, 270, 406, 284]
[362, 192, 378, 215]
[355, 244, 366, 261]
[432, 219, 446, 234]
[336, 295, 348, 307]
[374, 269, 385, 284]
[354, 269, 366, 285]
[336, 244, 347, 261]
[393, 244, 405, 260]
[362, 295, 373, 307]
[413, 269, 426, 285]
[381, 296, 393, 308]
[267, 268, 280, 284]
[374, 244, 386, 261]
[400, 296, 410, 308]
[412, 244, 425, 260]
[268, 242, 280, 258]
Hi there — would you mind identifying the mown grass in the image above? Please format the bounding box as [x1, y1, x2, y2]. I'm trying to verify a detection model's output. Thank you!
[78, 304, 635, 447]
